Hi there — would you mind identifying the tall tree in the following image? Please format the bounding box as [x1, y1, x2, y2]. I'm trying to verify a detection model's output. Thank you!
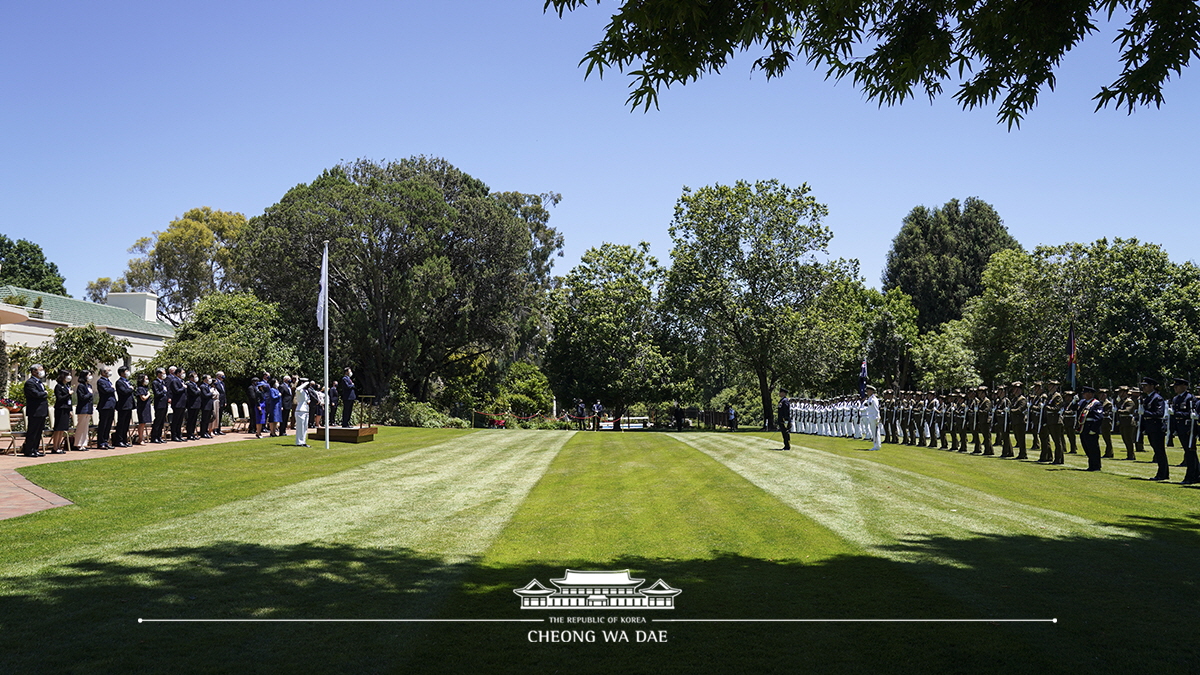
[35, 323, 131, 374]
[234, 157, 562, 402]
[0, 235, 67, 295]
[90, 207, 246, 324]
[664, 179, 852, 428]
[544, 242, 669, 429]
[882, 197, 1020, 332]
[546, 0, 1200, 126]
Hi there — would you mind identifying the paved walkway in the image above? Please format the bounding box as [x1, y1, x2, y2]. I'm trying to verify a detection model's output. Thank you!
[0, 429, 265, 521]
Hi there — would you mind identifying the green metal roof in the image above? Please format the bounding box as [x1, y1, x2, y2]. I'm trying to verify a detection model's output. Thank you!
[0, 285, 174, 338]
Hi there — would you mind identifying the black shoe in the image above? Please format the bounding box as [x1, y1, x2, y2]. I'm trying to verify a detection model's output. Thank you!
[1180, 479, 1199, 485]
[1177, 462, 1188, 467]
[119, 443, 131, 448]
[1151, 475, 1170, 481]
[23, 452, 38, 457]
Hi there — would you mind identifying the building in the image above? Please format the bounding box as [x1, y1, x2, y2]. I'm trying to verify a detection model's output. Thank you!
[0, 285, 174, 367]
[514, 569, 681, 609]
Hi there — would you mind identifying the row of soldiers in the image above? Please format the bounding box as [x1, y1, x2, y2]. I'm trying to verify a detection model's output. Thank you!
[789, 395, 876, 440]
[870, 377, 1198, 483]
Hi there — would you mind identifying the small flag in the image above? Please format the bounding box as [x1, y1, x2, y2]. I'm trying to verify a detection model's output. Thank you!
[1066, 324, 1077, 390]
[859, 360, 868, 398]
[317, 245, 328, 330]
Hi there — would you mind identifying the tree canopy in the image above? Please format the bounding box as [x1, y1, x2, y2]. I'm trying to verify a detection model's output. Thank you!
[35, 323, 131, 374]
[882, 197, 1020, 332]
[0, 235, 67, 296]
[546, 0, 1200, 126]
[234, 157, 562, 402]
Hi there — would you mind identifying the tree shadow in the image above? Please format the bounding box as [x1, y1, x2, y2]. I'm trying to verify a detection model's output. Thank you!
[1, 516, 1197, 674]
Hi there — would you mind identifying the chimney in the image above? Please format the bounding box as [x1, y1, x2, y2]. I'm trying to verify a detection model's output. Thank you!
[106, 292, 159, 322]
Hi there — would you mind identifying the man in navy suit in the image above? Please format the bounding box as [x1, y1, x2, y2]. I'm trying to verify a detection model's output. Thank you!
[168, 365, 187, 442]
[22, 365, 48, 457]
[113, 365, 135, 447]
[340, 368, 357, 428]
[151, 368, 169, 443]
[95, 366, 117, 449]
[214, 371, 228, 435]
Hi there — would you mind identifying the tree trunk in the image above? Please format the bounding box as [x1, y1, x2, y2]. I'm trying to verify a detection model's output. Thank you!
[612, 404, 625, 431]
[758, 370, 774, 431]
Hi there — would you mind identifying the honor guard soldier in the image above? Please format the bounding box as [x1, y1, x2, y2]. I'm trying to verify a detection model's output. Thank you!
[1170, 378, 1198, 484]
[1139, 377, 1169, 481]
[1043, 380, 1066, 465]
[1098, 388, 1115, 459]
[1029, 381, 1045, 455]
[992, 386, 1009, 457]
[957, 389, 973, 453]
[1008, 381, 1028, 459]
[973, 386, 991, 454]
[949, 391, 964, 452]
[1116, 386, 1137, 460]
[1077, 386, 1105, 471]
[1063, 389, 1080, 454]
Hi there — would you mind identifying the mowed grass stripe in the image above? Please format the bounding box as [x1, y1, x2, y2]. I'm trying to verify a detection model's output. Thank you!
[675, 433, 1138, 565]
[405, 432, 1030, 675]
[2, 429, 572, 580]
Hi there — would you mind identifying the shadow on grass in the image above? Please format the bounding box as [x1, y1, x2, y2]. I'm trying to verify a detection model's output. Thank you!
[2, 516, 1199, 674]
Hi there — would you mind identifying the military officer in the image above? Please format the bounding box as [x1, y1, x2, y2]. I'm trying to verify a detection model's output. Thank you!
[957, 389, 973, 453]
[1062, 389, 1080, 454]
[1170, 378, 1198, 484]
[1139, 377, 1169, 481]
[1043, 380, 1066, 465]
[992, 386, 1010, 457]
[1116, 385, 1137, 460]
[1029, 381, 1045, 455]
[1008, 381, 1028, 459]
[1077, 386, 1105, 471]
[1098, 388, 1115, 459]
[949, 391, 963, 452]
[974, 385, 992, 455]
[777, 391, 792, 451]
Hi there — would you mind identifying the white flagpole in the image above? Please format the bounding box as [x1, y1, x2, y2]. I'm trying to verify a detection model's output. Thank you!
[321, 240, 330, 450]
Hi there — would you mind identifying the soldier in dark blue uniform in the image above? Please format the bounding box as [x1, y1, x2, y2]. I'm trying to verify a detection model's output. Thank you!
[1076, 386, 1105, 471]
[1139, 377, 1169, 481]
[1170, 378, 1198, 484]
[777, 390, 792, 450]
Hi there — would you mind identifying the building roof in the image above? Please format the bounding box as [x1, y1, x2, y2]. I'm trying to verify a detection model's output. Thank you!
[551, 570, 645, 587]
[0, 285, 174, 338]
[513, 579, 555, 597]
[642, 579, 682, 597]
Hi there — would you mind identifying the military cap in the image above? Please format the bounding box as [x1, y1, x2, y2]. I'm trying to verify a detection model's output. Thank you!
[1048, 380, 1060, 386]
[1033, 380, 1043, 386]
[1140, 376, 1159, 386]
[1117, 385, 1130, 391]
[1173, 377, 1190, 387]
[977, 385, 989, 391]
[865, 384, 876, 391]
[1010, 381, 1023, 388]
[1081, 385, 1095, 393]
[1099, 388, 1109, 394]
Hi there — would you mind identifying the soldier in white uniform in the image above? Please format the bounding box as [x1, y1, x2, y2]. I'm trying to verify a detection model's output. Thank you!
[863, 385, 881, 450]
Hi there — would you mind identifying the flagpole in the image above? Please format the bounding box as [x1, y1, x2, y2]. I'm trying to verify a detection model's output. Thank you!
[323, 240, 330, 450]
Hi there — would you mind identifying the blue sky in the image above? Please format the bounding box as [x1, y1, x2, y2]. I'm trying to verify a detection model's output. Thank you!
[2, 1, 1197, 299]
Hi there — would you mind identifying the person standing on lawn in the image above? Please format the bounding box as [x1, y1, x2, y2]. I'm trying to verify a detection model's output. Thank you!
[278, 375, 293, 433]
[74, 369, 93, 451]
[168, 366, 187, 443]
[293, 379, 314, 447]
[113, 366, 134, 447]
[95, 367, 116, 450]
[214, 372, 228, 435]
[1170, 378, 1198, 484]
[22, 365, 48, 457]
[1140, 377, 1169, 481]
[50, 369, 73, 453]
[1078, 386, 1105, 471]
[340, 369, 357, 427]
[777, 391, 792, 451]
[134, 373, 152, 444]
[151, 368, 169, 444]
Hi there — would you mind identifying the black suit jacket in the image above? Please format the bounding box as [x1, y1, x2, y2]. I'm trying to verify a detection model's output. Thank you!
[75, 383, 94, 414]
[152, 379, 169, 410]
[24, 377, 49, 417]
[96, 377, 117, 411]
[168, 376, 187, 410]
[116, 377, 135, 411]
[341, 376, 357, 402]
[279, 382, 293, 409]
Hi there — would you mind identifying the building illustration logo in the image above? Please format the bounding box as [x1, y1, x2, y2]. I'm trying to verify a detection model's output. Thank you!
[514, 569, 681, 609]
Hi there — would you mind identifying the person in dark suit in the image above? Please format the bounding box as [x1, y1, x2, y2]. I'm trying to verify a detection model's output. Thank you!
[247, 378, 262, 437]
[95, 367, 117, 450]
[777, 390, 792, 451]
[1077, 386, 1105, 471]
[279, 376, 294, 433]
[113, 365, 135, 447]
[74, 369, 93, 451]
[340, 368, 357, 427]
[168, 366, 187, 442]
[22, 365, 48, 457]
[214, 371, 228, 435]
[134, 373, 152, 444]
[1140, 377, 1169, 481]
[151, 368, 169, 443]
[328, 381, 340, 428]
[198, 375, 214, 439]
[184, 371, 202, 440]
[50, 369, 74, 453]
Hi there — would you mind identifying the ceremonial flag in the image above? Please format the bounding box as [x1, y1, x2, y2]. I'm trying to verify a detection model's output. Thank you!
[1067, 324, 1077, 390]
[859, 360, 868, 398]
[317, 245, 328, 330]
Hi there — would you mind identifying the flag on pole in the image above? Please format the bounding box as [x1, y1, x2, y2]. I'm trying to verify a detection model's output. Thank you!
[316, 246, 328, 330]
[1066, 324, 1077, 390]
[859, 360, 868, 398]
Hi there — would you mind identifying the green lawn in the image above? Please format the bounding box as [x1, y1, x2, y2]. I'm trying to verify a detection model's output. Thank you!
[1, 428, 1197, 674]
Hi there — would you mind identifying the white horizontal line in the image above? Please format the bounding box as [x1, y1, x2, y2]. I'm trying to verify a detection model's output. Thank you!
[652, 618, 1058, 623]
[138, 618, 543, 623]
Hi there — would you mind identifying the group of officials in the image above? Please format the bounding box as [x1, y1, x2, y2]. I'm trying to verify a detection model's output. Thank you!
[776, 377, 1200, 485]
[18, 364, 359, 457]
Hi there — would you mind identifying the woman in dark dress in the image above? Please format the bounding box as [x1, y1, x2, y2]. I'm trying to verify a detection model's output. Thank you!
[135, 373, 152, 444]
[185, 371, 203, 440]
[74, 369, 93, 451]
[51, 369, 73, 454]
[266, 378, 282, 437]
[198, 375, 213, 439]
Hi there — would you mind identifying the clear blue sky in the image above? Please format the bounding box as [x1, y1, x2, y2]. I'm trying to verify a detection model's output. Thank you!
[2, 1, 1197, 299]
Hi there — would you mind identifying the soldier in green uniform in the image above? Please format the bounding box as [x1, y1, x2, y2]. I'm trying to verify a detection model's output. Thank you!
[993, 386, 1011, 457]
[949, 391, 963, 452]
[936, 392, 950, 449]
[1043, 380, 1066, 465]
[976, 385, 993, 455]
[1009, 381, 1029, 460]
[958, 389, 973, 453]
[1098, 388, 1115, 458]
[1062, 389, 1079, 454]
[1031, 382, 1049, 461]
[899, 392, 911, 445]
[1117, 385, 1137, 460]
